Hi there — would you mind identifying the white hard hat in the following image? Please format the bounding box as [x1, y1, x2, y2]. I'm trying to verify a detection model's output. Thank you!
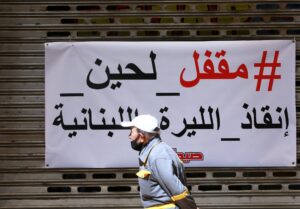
[120, 114, 158, 133]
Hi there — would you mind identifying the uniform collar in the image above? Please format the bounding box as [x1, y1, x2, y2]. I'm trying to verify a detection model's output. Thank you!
[139, 137, 161, 165]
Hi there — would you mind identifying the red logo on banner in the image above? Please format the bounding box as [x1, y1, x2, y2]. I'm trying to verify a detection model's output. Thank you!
[174, 148, 204, 164]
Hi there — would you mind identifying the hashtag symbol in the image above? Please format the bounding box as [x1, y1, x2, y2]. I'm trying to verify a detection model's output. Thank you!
[254, 51, 281, 91]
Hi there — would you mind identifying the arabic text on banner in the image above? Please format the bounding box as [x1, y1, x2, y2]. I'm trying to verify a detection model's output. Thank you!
[45, 40, 296, 168]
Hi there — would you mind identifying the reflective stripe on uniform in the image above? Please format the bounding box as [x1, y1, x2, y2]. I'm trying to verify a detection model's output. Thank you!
[171, 189, 189, 201]
[146, 203, 176, 209]
[136, 170, 151, 178]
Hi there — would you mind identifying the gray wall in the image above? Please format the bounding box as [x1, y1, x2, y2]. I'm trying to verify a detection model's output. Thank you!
[0, 1, 300, 208]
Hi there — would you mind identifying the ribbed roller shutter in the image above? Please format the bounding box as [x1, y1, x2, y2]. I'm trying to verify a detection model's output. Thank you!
[0, 1, 300, 208]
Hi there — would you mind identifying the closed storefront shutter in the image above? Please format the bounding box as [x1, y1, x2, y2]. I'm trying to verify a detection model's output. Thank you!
[0, 1, 300, 208]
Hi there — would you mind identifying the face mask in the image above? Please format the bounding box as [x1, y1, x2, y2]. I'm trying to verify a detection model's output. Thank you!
[131, 138, 143, 151]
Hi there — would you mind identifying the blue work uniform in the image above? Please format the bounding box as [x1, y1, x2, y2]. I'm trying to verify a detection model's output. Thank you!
[136, 137, 197, 209]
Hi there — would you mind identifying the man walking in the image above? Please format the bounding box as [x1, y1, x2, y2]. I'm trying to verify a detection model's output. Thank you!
[121, 114, 198, 209]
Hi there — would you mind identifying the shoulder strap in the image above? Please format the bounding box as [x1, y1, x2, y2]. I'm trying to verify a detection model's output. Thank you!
[143, 141, 161, 166]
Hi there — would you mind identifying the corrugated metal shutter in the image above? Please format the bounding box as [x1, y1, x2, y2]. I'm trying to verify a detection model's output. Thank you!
[0, 0, 300, 208]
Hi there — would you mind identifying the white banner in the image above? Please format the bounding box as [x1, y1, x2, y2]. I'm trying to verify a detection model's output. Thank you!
[45, 40, 296, 168]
